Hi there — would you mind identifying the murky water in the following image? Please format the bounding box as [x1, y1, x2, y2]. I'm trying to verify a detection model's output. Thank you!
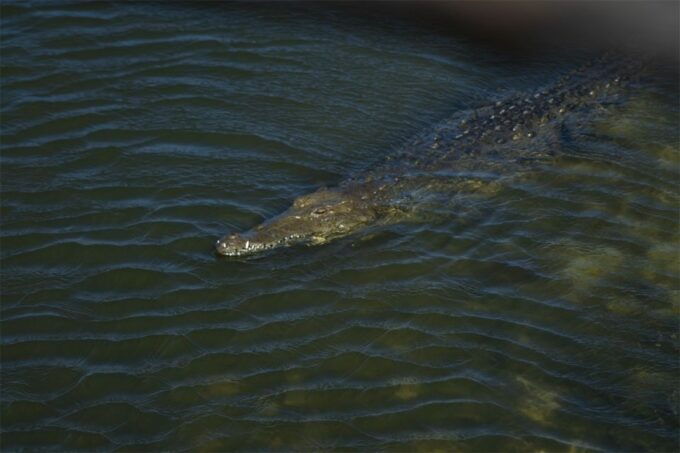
[1, 2, 678, 451]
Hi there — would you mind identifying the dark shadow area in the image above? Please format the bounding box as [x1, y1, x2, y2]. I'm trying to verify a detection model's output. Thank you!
[357, 2, 677, 60]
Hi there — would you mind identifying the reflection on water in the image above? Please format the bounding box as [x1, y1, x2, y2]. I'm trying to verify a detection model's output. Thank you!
[1, 1, 678, 451]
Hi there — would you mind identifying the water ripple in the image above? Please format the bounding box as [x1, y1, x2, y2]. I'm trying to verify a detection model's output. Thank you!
[2, 1, 678, 451]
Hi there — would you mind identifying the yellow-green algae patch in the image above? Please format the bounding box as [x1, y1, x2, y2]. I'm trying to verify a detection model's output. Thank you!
[394, 383, 420, 400]
[515, 375, 561, 424]
[559, 244, 624, 288]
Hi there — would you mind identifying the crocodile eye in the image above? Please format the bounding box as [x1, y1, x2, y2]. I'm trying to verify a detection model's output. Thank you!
[313, 207, 327, 215]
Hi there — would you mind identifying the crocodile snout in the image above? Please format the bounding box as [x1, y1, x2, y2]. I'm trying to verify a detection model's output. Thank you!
[215, 232, 247, 256]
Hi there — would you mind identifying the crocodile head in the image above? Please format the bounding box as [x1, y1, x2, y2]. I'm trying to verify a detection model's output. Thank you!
[216, 187, 379, 257]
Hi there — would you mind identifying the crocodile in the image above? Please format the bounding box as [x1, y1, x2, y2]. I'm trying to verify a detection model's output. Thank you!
[216, 55, 640, 257]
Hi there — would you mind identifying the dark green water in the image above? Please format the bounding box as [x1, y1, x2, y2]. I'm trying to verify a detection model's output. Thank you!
[1, 2, 679, 451]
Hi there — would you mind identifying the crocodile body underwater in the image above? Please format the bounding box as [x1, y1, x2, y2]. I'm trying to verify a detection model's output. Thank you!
[216, 55, 640, 257]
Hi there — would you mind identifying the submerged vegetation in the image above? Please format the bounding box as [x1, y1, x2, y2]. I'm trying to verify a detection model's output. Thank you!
[1, 1, 678, 451]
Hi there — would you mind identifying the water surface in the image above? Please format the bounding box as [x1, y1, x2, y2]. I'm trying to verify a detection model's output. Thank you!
[1, 2, 678, 451]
